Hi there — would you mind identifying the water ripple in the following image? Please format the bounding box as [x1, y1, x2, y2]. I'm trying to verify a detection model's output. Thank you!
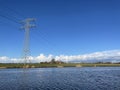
[0, 67, 120, 90]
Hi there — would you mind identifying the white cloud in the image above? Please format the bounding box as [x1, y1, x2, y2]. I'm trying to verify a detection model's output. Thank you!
[0, 56, 9, 63]
[0, 56, 9, 60]
[33, 54, 53, 62]
[0, 50, 120, 63]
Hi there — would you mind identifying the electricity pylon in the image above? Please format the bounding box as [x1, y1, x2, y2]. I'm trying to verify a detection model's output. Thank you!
[21, 18, 35, 67]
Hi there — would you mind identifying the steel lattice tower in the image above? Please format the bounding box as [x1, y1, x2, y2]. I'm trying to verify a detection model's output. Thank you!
[21, 18, 35, 67]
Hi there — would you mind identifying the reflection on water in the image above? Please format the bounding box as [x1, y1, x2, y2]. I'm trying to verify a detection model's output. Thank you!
[0, 67, 120, 90]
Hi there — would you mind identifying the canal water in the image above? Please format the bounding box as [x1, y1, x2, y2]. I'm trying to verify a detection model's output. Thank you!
[0, 67, 120, 90]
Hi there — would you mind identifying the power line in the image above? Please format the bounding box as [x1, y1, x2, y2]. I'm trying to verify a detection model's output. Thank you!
[3, 6, 26, 19]
[0, 4, 25, 19]
[0, 14, 19, 24]
[0, 5, 26, 24]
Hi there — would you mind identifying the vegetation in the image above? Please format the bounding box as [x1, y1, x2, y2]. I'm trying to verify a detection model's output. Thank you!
[0, 59, 120, 68]
[0, 63, 120, 69]
[40, 58, 64, 64]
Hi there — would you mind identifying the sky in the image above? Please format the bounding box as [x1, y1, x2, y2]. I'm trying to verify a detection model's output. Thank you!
[0, 0, 120, 63]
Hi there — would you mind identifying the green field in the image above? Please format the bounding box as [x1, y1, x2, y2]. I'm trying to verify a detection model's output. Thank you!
[0, 63, 120, 68]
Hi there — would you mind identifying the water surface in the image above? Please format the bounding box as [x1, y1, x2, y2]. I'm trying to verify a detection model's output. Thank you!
[0, 67, 120, 90]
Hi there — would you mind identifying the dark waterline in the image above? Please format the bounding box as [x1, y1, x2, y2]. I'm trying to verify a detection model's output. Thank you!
[0, 67, 120, 90]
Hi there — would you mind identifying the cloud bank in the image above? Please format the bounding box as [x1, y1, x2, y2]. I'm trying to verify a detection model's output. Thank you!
[0, 50, 120, 63]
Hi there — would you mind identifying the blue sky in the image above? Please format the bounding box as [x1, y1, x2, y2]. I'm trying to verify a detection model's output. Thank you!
[0, 0, 120, 60]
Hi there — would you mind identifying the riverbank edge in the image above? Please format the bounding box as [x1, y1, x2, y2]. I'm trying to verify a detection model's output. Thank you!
[0, 63, 120, 69]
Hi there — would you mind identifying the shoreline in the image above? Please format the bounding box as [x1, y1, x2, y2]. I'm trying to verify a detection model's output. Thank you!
[0, 63, 120, 69]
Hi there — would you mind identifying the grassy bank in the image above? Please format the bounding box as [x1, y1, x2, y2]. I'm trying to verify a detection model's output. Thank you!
[0, 63, 120, 68]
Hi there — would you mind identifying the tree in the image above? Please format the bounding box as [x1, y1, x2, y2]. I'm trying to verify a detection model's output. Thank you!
[51, 58, 56, 64]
